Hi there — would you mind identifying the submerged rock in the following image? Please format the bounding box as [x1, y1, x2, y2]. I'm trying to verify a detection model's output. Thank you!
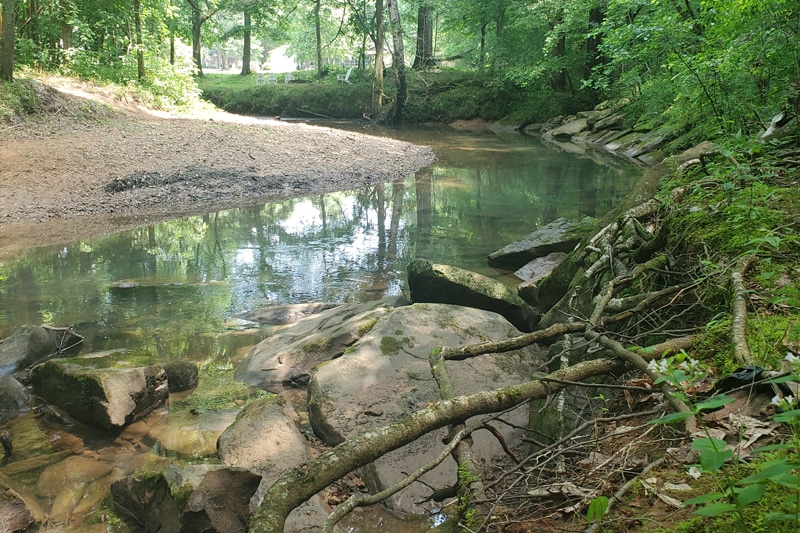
[236, 302, 342, 325]
[487, 217, 594, 270]
[163, 360, 199, 393]
[308, 303, 545, 514]
[181, 467, 262, 533]
[111, 470, 183, 533]
[29, 354, 168, 429]
[407, 259, 538, 332]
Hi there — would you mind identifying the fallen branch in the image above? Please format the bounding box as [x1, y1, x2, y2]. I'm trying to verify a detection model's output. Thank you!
[251, 355, 624, 532]
[731, 255, 756, 366]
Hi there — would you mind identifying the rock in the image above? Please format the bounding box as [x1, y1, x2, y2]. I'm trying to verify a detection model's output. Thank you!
[217, 396, 335, 532]
[236, 302, 342, 325]
[487, 217, 595, 270]
[593, 112, 626, 131]
[29, 354, 168, 429]
[150, 408, 240, 459]
[407, 259, 538, 332]
[234, 298, 402, 392]
[0, 325, 83, 376]
[163, 360, 199, 392]
[0, 375, 31, 412]
[0, 479, 37, 532]
[307, 303, 545, 513]
[577, 108, 614, 127]
[111, 470, 183, 533]
[181, 467, 262, 533]
[545, 117, 589, 140]
[514, 252, 568, 307]
[36, 456, 114, 498]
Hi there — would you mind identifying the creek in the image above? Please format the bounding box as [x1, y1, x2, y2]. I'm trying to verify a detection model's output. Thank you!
[0, 126, 641, 531]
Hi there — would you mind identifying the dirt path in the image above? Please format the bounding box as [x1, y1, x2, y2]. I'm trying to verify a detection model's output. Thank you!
[0, 77, 435, 258]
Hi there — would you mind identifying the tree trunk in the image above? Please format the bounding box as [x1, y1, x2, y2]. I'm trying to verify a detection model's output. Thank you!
[585, 6, 604, 80]
[134, 0, 145, 80]
[240, 9, 251, 76]
[191, 8, 203, 75]
[386, 0, 407, 125]
[371, 0, 385, 118]
[0, 0, 15, 81]
[412, 5, 434, 70]
[315, 0, 323, 78]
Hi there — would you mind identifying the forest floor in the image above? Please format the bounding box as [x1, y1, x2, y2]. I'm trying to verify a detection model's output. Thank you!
[0, 76, 435, 258]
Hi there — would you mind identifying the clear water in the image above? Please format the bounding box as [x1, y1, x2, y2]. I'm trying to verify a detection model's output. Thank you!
[0, 127, 640, 530]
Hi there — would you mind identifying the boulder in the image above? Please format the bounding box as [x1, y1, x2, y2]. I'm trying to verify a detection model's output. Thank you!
[163, 360, 199, 393]
[307, 303, 545, 514]
[0, 375, 31, 412]
[0, 479, 38, 532]
[236, 302, 342, 325]
[578, 108, 615, 128]
[0, 325, 83, 376]
[149, 408, 240, 459]
[593, 112, 626, 131]
[36, 456, 114, 498]
[111, 470, 183, 533]
[217, 396, 335, 532]
[487, 217, 595, 270]
[234, 298, 403, 392]
[180, 468, 262, 533]
[514, 252, 568, 307]
[545, 117, 589, 140]
[407, 259, 538, 332]
[29, 354, 168, 429]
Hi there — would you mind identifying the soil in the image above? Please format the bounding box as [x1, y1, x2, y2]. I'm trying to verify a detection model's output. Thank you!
[0, 76, 435, 258]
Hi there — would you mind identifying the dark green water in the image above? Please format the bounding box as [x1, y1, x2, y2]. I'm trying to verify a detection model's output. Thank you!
[0, 127, 640, 531]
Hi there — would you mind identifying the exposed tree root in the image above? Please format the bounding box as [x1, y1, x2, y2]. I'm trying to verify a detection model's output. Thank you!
[732, 254, 756, 366]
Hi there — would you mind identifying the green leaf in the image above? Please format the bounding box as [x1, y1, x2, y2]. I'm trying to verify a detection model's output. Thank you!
[694, 503, 737, 517]
[685, 492, 725, 505]
[738, 459, 798, 484]
[691, 437, 728, 451]
[734, 483, 765, 506]
[648, 411, 693, 425]
[695, 395, 735, 411]
[774, 409, 800, 423]
[586, 496, 608, 522]
[763, 375, 798, 384]
[699, 448, 733, 472]
[770, 473, 800, 489]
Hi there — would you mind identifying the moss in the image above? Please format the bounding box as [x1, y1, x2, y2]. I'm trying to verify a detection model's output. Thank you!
[301, 336, 335, 354]
[380, 336, 403, 355]
[356, 317, 379, 336]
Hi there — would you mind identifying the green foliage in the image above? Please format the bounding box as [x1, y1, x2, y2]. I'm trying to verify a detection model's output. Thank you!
[0, 76, 39, 123]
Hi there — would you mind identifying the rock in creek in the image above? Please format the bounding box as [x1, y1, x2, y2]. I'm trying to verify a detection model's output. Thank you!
[407, 259, 539, 332]
[236, 302, 342, 324]
[234, 298, 404, 392]
[29, 353, 168, 429]
[0, 324, 84, 377]
[0, 479, 37, 533]
[0, 375, 31, 413]
[487, 217, 595, 270]
[514, 252, 568, 307]
[163, 360, 199, 393]
[217, 396, 336, 532]
[308, 303, 546, 514]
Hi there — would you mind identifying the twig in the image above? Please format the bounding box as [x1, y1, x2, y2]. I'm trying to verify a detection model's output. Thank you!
[585, 457, 667, 533]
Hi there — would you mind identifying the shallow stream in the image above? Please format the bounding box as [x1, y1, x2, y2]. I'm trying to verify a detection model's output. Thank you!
[0, 126, 641, 531]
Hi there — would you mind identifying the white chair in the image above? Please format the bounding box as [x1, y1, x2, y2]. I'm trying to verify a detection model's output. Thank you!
[284, 74, 295, 83]
[337, 67, 353, 84]
[267, 73, 278, 84]
[256, 73, 265, 85]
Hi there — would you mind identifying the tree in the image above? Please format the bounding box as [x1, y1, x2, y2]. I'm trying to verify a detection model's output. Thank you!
[314, 0, 322, 78]
[134, 0, 146, 79]
[240, 7, 252, 75]
[372, 0, 384, 117]
[0, 0, 14, 80]
[411, 3, 434, 69]
[186, 0, 219, 75]
[386, 0, 406, 124]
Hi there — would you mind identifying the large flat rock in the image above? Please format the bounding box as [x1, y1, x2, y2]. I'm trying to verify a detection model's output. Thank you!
[487, 217, 594, 269]
[234, 298, 402, 392]
[307, 303, 545, 514]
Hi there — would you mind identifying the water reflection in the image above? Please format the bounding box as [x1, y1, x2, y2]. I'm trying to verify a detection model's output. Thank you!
[0, 132, 638, 356]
